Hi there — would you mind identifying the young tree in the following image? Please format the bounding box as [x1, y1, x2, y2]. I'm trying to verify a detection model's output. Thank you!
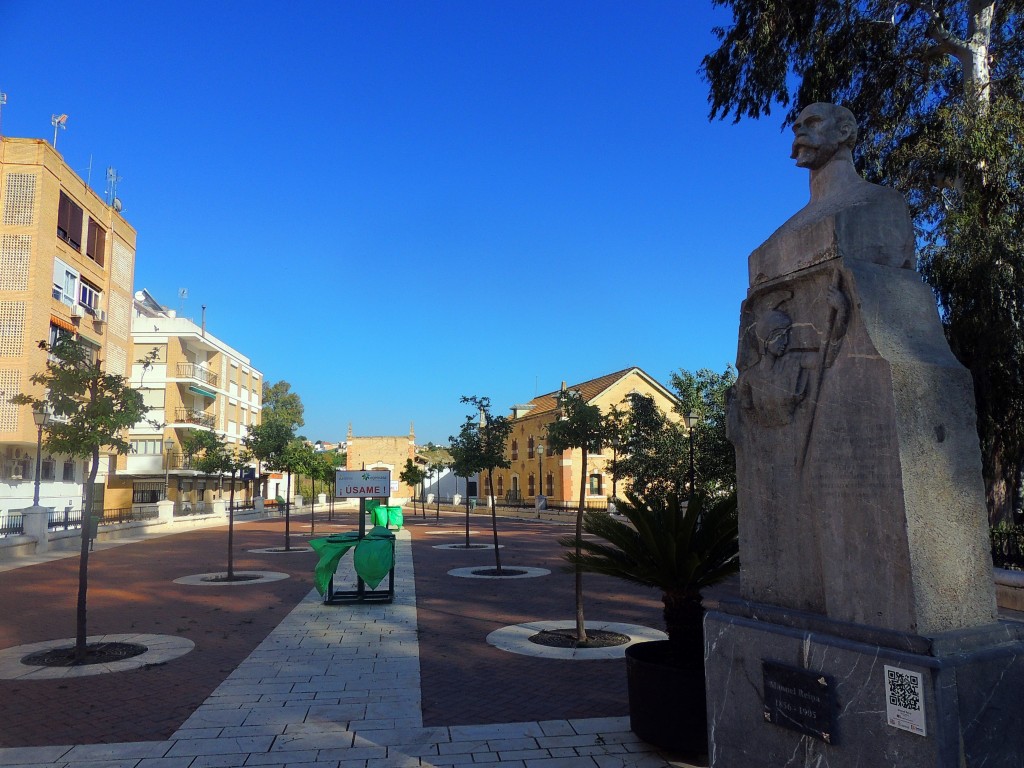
[269, 439, 313, 551]
[449, 439, 479, 547]
[192, 432, 250, 579]
[612, 392, 689, 500]
[399, 458, 427, 518]
[545, 389, 608, 644]
[701, 1, 1024, 523]
[429, 459, 449, 520]
[10, 337, 151, 661]
[191, 429, 227, 512]
[450, 396, 513, 573]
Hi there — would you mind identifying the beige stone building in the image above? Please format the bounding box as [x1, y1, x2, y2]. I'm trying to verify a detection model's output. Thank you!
[121, 289, 262, 510]
[0, 137, 137, 517]
[488, 367, 680, 509]
[345, 423, 417, 502]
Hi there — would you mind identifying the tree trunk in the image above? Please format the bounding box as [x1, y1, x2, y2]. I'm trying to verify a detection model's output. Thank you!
[575, 446, 588, 644]
[75, 445, 101, 661]
[488, 468, 502, 574]
[227, 469, 236, 579]
[284, 470, 292, 551]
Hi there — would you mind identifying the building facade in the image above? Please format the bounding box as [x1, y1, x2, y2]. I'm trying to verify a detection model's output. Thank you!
[0, 137, 137, 517]
[345, 423, 417, 502]
[120, 289, 262, 511]
[487, 367, 680, 508]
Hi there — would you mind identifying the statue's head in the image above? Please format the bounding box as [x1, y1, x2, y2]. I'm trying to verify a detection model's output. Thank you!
[790, 103, 857, 169]
[756, 309, 792, 358]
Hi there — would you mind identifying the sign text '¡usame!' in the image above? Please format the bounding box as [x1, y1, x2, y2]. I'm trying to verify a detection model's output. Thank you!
[344, 486, 384, 495]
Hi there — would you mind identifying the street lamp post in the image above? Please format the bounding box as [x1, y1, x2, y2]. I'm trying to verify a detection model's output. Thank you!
[683, 411, 699, 498]
[164, 438, 175, 501]
[31, 404, 50, 506]
[535, 441, 544, 503]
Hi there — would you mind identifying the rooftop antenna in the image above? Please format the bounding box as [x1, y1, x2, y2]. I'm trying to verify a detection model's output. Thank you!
[105, 166, 122, 205]
[51, 113, 68, 149]
[0, 89, 7, 136]
[178, 288, 188, 315]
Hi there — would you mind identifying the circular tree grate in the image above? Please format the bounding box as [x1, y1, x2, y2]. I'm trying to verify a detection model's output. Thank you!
[22, 642, 148, 667]
[528, 628, 630, 649]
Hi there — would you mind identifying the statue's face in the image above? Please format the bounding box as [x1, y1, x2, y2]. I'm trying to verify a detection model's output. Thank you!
[765, 327, 790, 358]
[790, 104, 840, 169]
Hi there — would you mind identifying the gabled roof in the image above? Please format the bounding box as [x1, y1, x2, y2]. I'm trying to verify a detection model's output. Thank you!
[517, 367, 677, 418]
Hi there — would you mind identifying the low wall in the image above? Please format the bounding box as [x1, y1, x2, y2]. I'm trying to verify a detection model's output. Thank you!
[996, 567, 1024, 613]
[0, 508, 273, 563]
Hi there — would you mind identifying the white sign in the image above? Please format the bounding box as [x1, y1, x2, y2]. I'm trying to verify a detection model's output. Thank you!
[884, 665, 926, 736]
[336, 470, 391, 498]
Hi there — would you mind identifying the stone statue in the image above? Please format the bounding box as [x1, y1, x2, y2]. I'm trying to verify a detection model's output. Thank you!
[727, 102, 996, 632]
[707, 103, 1019, 768]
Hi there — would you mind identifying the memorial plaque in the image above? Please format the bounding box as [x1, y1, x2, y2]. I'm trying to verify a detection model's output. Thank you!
[762, 661, 836, 744]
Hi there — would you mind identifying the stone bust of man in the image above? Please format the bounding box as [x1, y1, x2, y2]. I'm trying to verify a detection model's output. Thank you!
[749, 102, 915, 284]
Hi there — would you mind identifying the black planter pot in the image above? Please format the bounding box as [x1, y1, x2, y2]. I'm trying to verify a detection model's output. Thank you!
[625, 639, 708, 757]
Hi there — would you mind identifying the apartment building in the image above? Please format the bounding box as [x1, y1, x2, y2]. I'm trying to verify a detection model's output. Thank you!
[0, 137, 136, 517]
[120, 290, 262, 510]
[488, 367, 680, 507]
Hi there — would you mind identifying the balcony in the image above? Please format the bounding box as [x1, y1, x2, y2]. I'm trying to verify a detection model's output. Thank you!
[173, 408, 215, 428]
[168, 452, 197, 470]
[176, 362, 219, 388]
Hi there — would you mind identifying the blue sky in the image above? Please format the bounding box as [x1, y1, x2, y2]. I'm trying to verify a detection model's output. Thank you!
[2, 2, 811, 445]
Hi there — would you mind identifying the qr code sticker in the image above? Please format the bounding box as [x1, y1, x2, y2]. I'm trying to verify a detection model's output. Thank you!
[884, 665, 926, 736]
[887, 668, 921, 710]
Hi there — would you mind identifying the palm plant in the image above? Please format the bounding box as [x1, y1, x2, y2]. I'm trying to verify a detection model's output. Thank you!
[561, 490, 739, 662]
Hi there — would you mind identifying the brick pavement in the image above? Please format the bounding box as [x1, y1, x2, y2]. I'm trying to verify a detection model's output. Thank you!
[0, 509, 691, 767]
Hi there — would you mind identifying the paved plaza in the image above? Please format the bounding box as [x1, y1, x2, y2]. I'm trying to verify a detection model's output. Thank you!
[0, 510, 696, 767]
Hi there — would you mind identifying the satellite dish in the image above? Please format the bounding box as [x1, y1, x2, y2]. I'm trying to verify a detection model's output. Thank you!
[113, 197, 123, 212]
[134, 290, 144, 301]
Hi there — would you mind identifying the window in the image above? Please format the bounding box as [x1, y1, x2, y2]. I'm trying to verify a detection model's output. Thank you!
[132, 482, 164, 504]
[528, 437, 535, 459]
[79, 279, 101, 313]
[41, 456, 56, 481]
[52, 258, 78, 305]
[86, 219, 106, 266]
[57, 192, 83, 250]
[528, 474, 535, 496]
[589, 474, 603, 495]
[79, 337, 100, 365]
[48, 323, 73, 349]
[511, 440, 518, 461]
[497, 476, 504, 496]
[130, 439, 162, 455]
[546, 472, 554, 497]
[62, 459, 75, 482]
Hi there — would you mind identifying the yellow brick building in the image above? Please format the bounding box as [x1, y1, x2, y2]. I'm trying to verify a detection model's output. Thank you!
[488, 367, 680, 509]
[0, 137, 136, 517]
[121, 289, 262, 510]
[345, 423, 418, 502]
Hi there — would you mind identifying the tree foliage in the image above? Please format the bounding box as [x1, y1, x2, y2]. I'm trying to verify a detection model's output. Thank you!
[702, 1, 1024, 522]
[399, 458, 427, 517]
[262, 380, 305, 432]
[611, 367, 736, 500]
[10, 337, 152, 660]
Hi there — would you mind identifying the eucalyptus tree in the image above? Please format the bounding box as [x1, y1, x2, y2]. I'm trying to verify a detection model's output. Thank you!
[702, 1, 1024, 522]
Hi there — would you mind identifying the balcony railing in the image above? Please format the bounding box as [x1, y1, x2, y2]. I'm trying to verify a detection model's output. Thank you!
[176, 362, 219, 387]
[173, 408, 215, 428]
[168, 452, 197, 470]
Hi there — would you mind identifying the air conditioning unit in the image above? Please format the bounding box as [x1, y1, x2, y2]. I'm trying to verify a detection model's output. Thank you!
[70, 304, 85, 319]
[94, 310, 107, 325]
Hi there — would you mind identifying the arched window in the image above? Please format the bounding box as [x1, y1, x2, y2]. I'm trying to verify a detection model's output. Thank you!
[528, 436, 535, 459]
[528, 474, 536, 496]
[546, 472, 554, 497]
[497, 476, 504, 496]
[511, 440, 519, 460]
